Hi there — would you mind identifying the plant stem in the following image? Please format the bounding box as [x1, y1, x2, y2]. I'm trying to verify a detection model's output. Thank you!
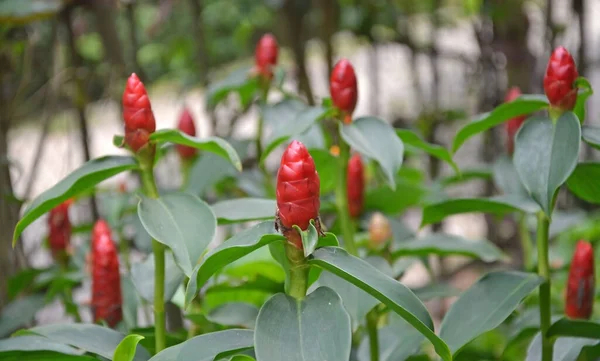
[366, 309, 379, 361]
[519, 214, 533, 271]
[334, 136, 357, 255]
[285, 242, 309, 299]
[536, 212, 553, 361]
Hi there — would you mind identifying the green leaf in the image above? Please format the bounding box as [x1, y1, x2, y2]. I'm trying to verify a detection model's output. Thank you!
[113, 335, 145, 361]
[131, 252, 185, 303]
[412, 283, 460, 302]
[493, 155, 527, 195]
[205, 302, 259, 329]
[150, 129, 241, 171]
[254, 287, 351, 361]
[185, 222, 285, 306]
[206, 67, 255, 110]
[308, 149, 337, 194]
[0, 0, 65, 24]
[0, 351, 97, 361]
[308, 247, 451, 361]
[396, 129, 459, 174]
[581, 125, 600, 150]
[357, 314, 424, 361]
[299, 222, 319, 257]
[421, 194, 540, 226]
[392, 234, 505, 262]
[452, 95, 549, 153]
[138, 192, 217, 276]
[439, 271, 543, 356]
[211, 198, 275, 224]
[526, 333, 598, 361]
[30, 324, 151, 361]
[365, 182, 426, 215]
[0, 335, 81, 355]
[573, 77, 593, 123]
[121, 276, 139, 331]
[341, 117, 404, 189]
[565, 162, 600, 204]
[149, 329, 254, 361]
[0, 294, 46, 338]
[439, 167, 493, 187]
[547, 318, 600, 339]
[13, 156, 138, 245]
[513, 113, 581, 216]
[185, 153, 238, 197]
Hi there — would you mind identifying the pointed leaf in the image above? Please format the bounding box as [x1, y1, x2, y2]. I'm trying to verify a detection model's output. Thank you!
[0, 294, 46, 338]
[493, 155, 528, 195]
[206, 302, 259, 329]
[514, 113, 581, 216]
[138, 192, 217, 276]
[13, 156, 138, 245]
[565, 162, 600, 204]
[211, 198, 276, 224]
[206, 67, 255, 109]
[185, 153, 238, 197]
[573, 77, 593, 123]
[131, 252, 185, 302]
[581, 125, 600, 150]
[526, 333, 598, 361]
[439, 167, 493, 187]
[0, 335, 81, 355]
[396, 129, 459, 174]
[357, 314, 424, 361]
[300, 222, 319, 257]
[113, 335, 145, 361]
[392, 234, 505, 262]
[547, 318, 600, 339]
[365, 182, 426, 214]
[308, 149, 337, 194]
[254, 287, 351, 361]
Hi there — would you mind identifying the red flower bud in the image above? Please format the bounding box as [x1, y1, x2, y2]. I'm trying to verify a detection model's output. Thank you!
[48, 200, 73, 263]
[122, 73, 156, 152]
[255, 33, 278, 80]
[543, 47, 578, 111]
[504, 87, 527, 155]
[330, 59, 358, 124]
[347, 153, 364, 218]
[275, 140, 321, 248]
[565, 240, 595, 319]
[91, 220, 122, 327]
[176, 108, 197, 159]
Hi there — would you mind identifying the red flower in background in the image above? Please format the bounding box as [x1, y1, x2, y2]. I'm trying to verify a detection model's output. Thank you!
[504, 87, 527, 155]
[347, 153, 364, 218]
[330, 59, 358, 124]
[275, 140, 321, 248]
[91, 220, 122, 327]
[176, 108, 197, 159]
[48, 200, 73, 263]
[255, 33, 278, 80]
[122, 73, 156, 152]
[565, 240, 595, 319]
[543, 47, 579, 111]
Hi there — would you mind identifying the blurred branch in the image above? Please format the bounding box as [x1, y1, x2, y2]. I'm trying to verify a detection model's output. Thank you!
[125, 1, 146, 79]
[189, 0, 208, 86]
[87, 0, 125, 76]
[320, 0, 337, 80]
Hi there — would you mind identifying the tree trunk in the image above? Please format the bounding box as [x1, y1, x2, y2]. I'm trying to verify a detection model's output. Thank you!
[88, 0, 125, 77]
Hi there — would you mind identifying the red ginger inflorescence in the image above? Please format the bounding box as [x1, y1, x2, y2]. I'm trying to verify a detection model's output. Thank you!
[504, 87, 527, 155]
[176, 108, 197, 159]
[565, 240, 595, 319]
[255, 33, 278, 80]
[347, 153, 364, 218]
[122, 73, 156, 152]
[91, 220, 122, 327]
[48, 200, 73, 263]
[330, 58, 358, 124]
[275, 140, 321, 248]
[543, 46, 579, 111]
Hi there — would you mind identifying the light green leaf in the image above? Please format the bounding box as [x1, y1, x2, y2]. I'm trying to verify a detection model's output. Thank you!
[581, 125, 600, 150]
[131, 252, 185, 303]
[309, 149, 337, 194]
[211, 198, 275, 224]
[396, 129, 459, 174]
[365, 182, 426, 215]
[185, 153, 238, 197]
[392, 234, 505, 262]
[0, 335, 81, 355]
[493, 155, 527, 195]
[0, 294, 46, 338]
[573, 77, 593, 123]
[113, 335, 145, 361]
[357, 314, 424, 361]
[526, 332, 598, 361]
[565, 162, 600, 204]
[206, 302, 259, 329]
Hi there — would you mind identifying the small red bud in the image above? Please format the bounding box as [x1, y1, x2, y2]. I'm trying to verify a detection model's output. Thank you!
[504, 87, 527, 155]
[275, 140, 321, 248]
[176, 108, 197, 159]
[565, 240, 595, 320]
[48, 200, 73, 263]
[330, 59, 358, 124]
[347, 153, 364, 218]
[255, 33, 278, 80]
[122, 73, 156, 152]
[543, 47, 579, 111]
[91, 220, 122, 327]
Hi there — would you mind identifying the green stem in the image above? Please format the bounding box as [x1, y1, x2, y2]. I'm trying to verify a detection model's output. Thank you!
[519, 214, 533, 271]
[257, 88, 275, 198]
[334, 135, 357, 255]
[285, 242, 309, 299]
[536, 212, 553, 361]
[366, 309, 379, 361]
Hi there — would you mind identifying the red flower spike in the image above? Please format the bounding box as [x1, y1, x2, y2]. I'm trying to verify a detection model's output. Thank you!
[330, 59, 358, 124]
[122, 73, 156, 152]
[347, 153, 364, 218]
[565, 240, 595, 319]
[543, 47, 579, 111]
[176, 108, 197, 159]
[275, 140, 322, 248]
[91, 220, 122, 327]
[48, 201, 73, 260]
[255, 33, 278, 80]
[504, 87, 527, 155]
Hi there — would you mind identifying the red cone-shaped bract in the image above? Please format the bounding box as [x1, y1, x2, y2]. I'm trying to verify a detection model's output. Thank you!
[330, 59, 358, 124]
[48, 200, 73, 262]
[543, 47, 578, 111]
[504, 87, 527, 155]
[565, 240, 595, 319]
[122, 73, 156, 152]
[347, 153, 364, 218]
[91, 220, 122, 327]
[255, 33, 278, 80]
[276, 140, 321, 248]
[176, 108, 197, 159]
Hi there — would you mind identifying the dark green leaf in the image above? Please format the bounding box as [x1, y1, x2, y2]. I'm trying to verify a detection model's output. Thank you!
[547, 318, 600, 339]
[0, 351, 96, 361]
[308, 149, 336, 194]
[0, 294, 45, 338]
[573, 77, 593, 123]
[396, 129, 459, 174]
[185, 153, 238, 197]
[565, 162, 600, 204]
[121, 276, 139, 330]
[439, 167, 493, 187]
[365, 182, 426, 215]
[357, 314, 424, 361]
[131, 252, 185, 303]
[211, 198, 275, 224]
[392, 234, 505, 262]
[0, 335, 81, 355]
[493, 155, 527, 195]
[114, 334, 145, 361]
[206, 302, 259, 329]
[581, 125, 600, 150]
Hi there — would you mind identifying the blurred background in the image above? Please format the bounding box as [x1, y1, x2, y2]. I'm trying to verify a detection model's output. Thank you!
[1, 0, 598, 323]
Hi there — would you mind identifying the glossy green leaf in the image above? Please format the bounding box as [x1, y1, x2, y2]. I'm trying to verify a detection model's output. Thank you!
[211, 198, 275, 224]
[138, 192, 217, 276]
[493, 155, 527, 195]
[365, 182, 426, 214]
[308, 149, 336, 194]
[581, 125, 600, 150]
[440, 271, 543, 356]
[308, 247, 451, 361]
[185, 222, 285, 306]
[421, 194, 540, 226]
[565, 162, 600, 204]
[526, 333, 598, 361]
[114, 335, 145, 361]
[392, 234, 505, 262]
[396, 129, 459, 174]
[30, 324, 151, 361]
[547, 318, 600, 339]
[0, 335, 81, 355]
[131, 252, 184, 303]
[0, 0, 64, 23]
[357, 314, 424, 361]
[206, 302, 259, 329]
[452, 95, 548, 153]
[573, 77, 593, 123]
[513, 113, 581, 216]
[341, 117, 404, 189]
[13, 156, 138, 245]
[150, 129, 241, 171]
[0, 294, 45, 338]
[149, 329, 254, 361]
[254, 287, 351, 361]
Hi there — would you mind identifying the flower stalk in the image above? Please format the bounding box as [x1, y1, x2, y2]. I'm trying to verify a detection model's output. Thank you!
[536, 212, 552, 361]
